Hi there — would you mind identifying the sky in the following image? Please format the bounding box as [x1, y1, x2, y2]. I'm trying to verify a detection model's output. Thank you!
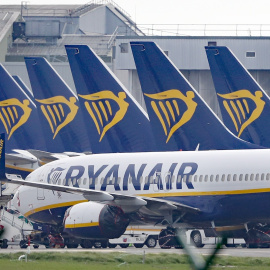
[1, 0, 270, 25]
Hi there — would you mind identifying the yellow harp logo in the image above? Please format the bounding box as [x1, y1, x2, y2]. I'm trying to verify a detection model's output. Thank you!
[218, 90, 265, 137]
[35, 96, 78, 139]
[144, 89, 197, 143]
[79, 91, 129, 142]
[0, 98, 32, 140]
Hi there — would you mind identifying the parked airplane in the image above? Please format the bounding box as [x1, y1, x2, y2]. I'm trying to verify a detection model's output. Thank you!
[205, 46, 270, 147]
[2, 131, 270, 248]
[130, 41, 262, 151]
[24, 57, 92, 154]
[65, 45, 157, 153]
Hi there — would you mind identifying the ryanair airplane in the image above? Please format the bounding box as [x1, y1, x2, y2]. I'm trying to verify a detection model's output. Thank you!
[130, 42, 262, 151]
[2, 132, 270, 248]
[205, 46, 270, 148]
[24, 57, 92, 154]
[65, 45, 157, 153]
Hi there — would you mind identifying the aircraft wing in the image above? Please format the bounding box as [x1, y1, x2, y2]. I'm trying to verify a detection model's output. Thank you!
[6, 153, 38, 165]
[2, 174, 200, 215]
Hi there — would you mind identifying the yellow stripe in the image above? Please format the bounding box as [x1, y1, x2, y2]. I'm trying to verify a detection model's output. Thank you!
[65, 222, 99, 229]
[151, 101, 168, 135]
[230, 100, 241, 124]
[6, 164, 34, 172]
[243, 99, 249, 114]
[99, 101, 108, 122]
[53, 105, 61, 122]
[24, 187, 270, 218]
[84, 102, 101, 135]
[40, 105, 54, 133]
[137, 187, 270, 197]
[59, 104, 65, 117]
[92, 102, 103, 127]
[172, 100, 180, 116]
[166, 101, 175, 122]
[7, 107, 15, 123]
[223, 100, 239, 132]
[0, 111, 9, 134]
[159, 101, 171, 127]
[47, 105, 57, 126]
[25, 200, 87, 217]
[105, 100, 112, 116]
[236, 100, 246, 120]
[2, 108, 11, 127]
[12, 106, 18, 119]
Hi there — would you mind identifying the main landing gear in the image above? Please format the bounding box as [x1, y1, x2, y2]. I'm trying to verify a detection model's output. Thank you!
[158, 227, 183, 249]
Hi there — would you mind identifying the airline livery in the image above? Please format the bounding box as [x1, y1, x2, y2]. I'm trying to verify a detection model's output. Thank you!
[65, 45, 157, 153]
[130, 42, 262, 151]
[205, 46, 270, 147]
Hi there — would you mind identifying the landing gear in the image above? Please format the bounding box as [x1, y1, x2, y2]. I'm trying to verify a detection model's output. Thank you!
[190, 230, 204, 248]
[159, 227, 183, 249]
[81, 239, 92, 249]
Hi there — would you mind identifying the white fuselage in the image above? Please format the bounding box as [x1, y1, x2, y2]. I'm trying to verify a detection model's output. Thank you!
[13, 149, 270, 226]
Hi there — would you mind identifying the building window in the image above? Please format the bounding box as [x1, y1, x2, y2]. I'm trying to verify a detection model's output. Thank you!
[208, 41, 217, 46]
[119, 43, 129, 53]
[246, 51, 255, 58]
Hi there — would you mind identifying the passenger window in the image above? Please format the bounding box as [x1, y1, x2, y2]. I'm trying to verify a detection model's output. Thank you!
[145, 176, 148, 183]
[261, 174, 265, 181]
[199, 175, 203, 182]
[78, 178, 82, 186]
[150, 176, 154, 184]
[117, 177, 121, 184]
[171, 175, 175, 183]
[204, 175, 208, 182]
[215, 175, 219, 182]
[267, 174, 270, 180]
[239, 174, 243, 181]
[183, 175, 187, 183]
[227, 174, 231, 181]
[83, 178, 87, 185]
[140, 176, 143, 184]
[250, 174, 254, 181]
[129, 177, 132, 184]
[194, 175, 198, 182]
[245, 174, 249, 181]
[233, 174, 237, 181]
[221, 174, 225, 181]
[210, 175, 214, 182]
[100, 177, 104, 184]
[177, 175, 181, 183]
[255, 174, 259, 181]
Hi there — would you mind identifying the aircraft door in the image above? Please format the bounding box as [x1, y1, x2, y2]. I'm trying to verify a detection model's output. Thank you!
[153, 172, 163, 192]
[36, 166, 47, 200]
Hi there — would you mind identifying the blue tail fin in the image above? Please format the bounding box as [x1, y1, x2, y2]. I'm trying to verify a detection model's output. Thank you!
[24, 57, 92, 153]
[0, 64, 46, 153]
[205, 46, 270, 147]
[130, 41, 262, 150]
[65, 45, 157, 153]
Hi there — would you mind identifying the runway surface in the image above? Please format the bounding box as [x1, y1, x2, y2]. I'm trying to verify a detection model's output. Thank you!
[2, 245, 270, 257]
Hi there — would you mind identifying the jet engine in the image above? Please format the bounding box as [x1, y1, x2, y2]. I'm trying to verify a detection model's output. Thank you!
[63, 201, 129, 239]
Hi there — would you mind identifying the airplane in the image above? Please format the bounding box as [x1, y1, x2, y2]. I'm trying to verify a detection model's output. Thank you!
[24, 57, 92, 154]
[205, 46, 270, 148]
[65, 45, 157, 153]
[2, 131, 270, 248]
[129, 41, 262, 151]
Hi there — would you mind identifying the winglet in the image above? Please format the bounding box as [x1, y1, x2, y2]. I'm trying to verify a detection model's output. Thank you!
[0, 133, 6, 180]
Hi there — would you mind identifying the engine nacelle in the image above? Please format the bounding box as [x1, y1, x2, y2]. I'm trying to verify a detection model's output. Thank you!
[63, 202, 129, 239]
